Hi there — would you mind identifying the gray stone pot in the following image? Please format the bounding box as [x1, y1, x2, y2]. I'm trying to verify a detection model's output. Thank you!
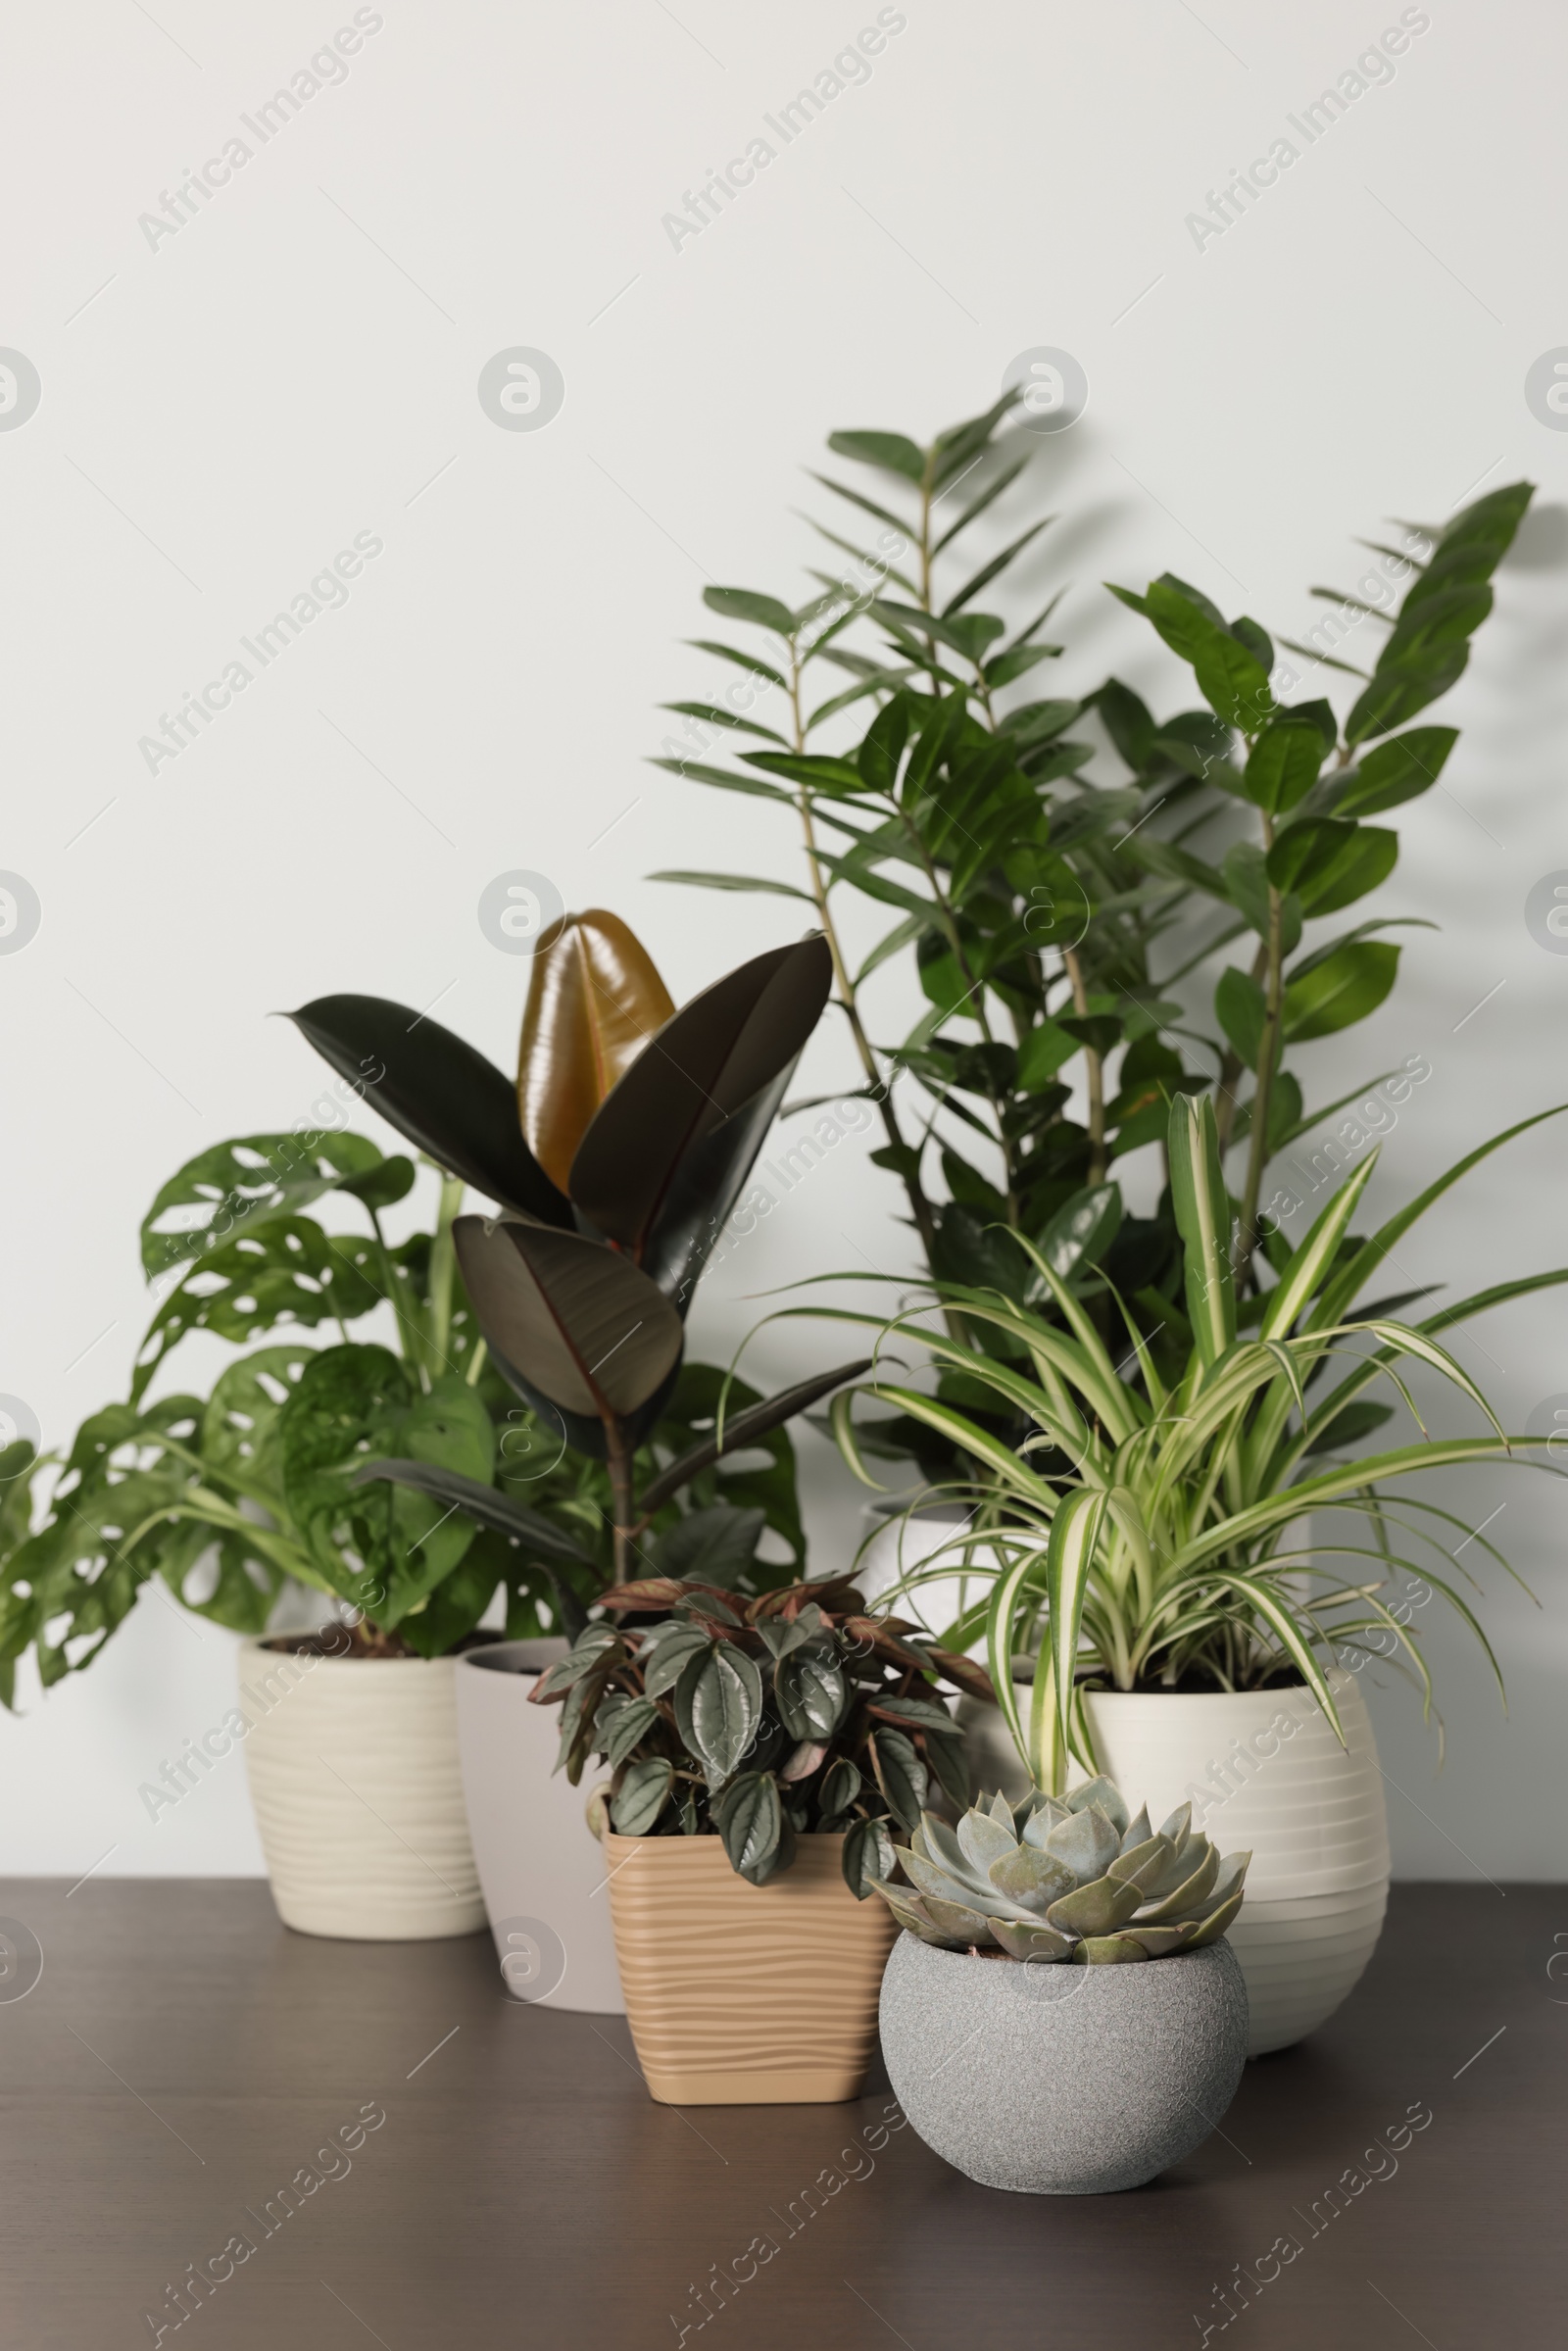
[879, 1933, 1248, 2193]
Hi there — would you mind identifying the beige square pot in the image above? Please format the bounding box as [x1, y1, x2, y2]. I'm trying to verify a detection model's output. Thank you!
[603, 1831, 896, 2105]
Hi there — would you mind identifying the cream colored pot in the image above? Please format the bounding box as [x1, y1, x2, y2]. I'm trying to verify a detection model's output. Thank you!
[455, 1641, 624, 2013]
[239, 1637, 483, 1940]
[962, 1670, 1389, 2056]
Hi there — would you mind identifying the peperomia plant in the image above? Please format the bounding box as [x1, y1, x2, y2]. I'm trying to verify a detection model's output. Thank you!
[531, 1569, 995, 1891]
[0, 911, 858, 1698]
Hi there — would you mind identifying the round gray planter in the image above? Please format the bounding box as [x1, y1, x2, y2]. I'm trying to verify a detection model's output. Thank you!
[880, 1933, 1248, 2194]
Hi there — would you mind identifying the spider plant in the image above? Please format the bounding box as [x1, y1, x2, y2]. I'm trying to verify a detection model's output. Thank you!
[829, 1091, 1568, 1790]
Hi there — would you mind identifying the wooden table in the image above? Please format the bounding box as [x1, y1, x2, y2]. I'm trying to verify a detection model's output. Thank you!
[0, 1879, 1560, 2348]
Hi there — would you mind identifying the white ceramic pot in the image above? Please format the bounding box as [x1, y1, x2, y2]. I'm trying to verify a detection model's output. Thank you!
[858, 1501, 990, 1644]
[961, 1670, 1390, 2057]
[455, 1641, 624, 2014]
[239, 1638, 484, 1940]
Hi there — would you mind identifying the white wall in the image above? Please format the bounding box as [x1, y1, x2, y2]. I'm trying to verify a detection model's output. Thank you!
[3, 0, 1566, 1881]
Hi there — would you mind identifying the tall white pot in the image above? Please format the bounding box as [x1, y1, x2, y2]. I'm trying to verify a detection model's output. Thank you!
[962, 1671, 1390, 2057]
[858, 1501, 989, 1642]
[240, 1638, 484, 1940]
[455, 1641, 624, 2013]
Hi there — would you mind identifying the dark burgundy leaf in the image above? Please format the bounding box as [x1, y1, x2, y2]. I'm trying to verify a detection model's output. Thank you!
[288, 994, 571, 1224]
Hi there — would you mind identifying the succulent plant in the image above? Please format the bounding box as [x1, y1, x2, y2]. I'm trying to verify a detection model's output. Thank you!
[872, 1775, 1250, 1964]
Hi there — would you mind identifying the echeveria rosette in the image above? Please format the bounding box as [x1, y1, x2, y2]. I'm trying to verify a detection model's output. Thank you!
[872, 1775, 1250, 1964]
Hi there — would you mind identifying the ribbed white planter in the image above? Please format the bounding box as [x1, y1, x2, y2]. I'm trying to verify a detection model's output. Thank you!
[961, 1670, 1389, 2056]
[239, 1638, 484, 1941]
[455, 1641, 624, 2014]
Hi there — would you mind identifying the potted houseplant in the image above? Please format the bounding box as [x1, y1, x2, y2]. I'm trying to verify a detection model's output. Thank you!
[0, 911, 860, 1950]
[0, 1119, 510, 1940]
[318, 914, 869, 1980]
[872, 1774, 1250, 2192]
[829, 1090, 1566, 2051]
[528, 1571, 993, 2103]
[654, 397, 1533, 1497]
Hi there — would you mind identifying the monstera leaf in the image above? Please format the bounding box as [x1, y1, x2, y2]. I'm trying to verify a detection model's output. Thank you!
[351, 1457, 597, 1638]
[277, 1344, 495, 1625]
[139, 1131, 414, 1280]
[567, 935, 832, 1278]
[350, 1455, 595, 1566]
[288, 995, 571, 1225]
[453, 1215, 684, 1452]
[516, 910, 675, 1193]
[132, 1218, 386, 1403]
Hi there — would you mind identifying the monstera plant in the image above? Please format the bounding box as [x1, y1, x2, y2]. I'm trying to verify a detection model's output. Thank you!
[0, 912, 863, 1693]
[295, 915, 868, 1592]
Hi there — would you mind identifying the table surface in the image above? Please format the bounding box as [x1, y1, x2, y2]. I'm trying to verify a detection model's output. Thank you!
[0, 1877, 1560, 2349]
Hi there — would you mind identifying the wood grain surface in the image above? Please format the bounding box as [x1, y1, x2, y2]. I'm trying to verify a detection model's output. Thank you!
[0, 1878, 1560, 2348]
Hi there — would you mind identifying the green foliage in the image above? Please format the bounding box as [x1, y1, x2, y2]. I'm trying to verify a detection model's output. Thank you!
[0, 1136, 820, 1696]
[653, 397, 1533, 1478]
[827, 1094, 1568, 1779]
[533, 1573, 996, 1887]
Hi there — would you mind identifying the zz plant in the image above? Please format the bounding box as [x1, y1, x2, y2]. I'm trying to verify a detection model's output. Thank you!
[1105, 475, 1533, 1276]
[655, 394, 1533, 1433]
[532, 1568, 994, 1891]
[829, 1090, 1568, 1789]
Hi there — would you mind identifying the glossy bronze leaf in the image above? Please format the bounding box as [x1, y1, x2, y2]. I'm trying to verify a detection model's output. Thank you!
[288, 995, 571, 1224]
[567, 935, 833, 1276]
[453, 1217, 682, 1432]
[517, 910, 675, 1194]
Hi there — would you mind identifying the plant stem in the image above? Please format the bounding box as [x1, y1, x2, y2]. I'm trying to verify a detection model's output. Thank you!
[606, 1421, 637, 1584]
[426, 1171, 466, 1380]
[1213, 941, 1268, 1154]
[369, 1209, 423, 1373]
[786, 645, 942, 1268]
[1237, 819, 1284, 1277]
[1063, 947, 1106, 1185]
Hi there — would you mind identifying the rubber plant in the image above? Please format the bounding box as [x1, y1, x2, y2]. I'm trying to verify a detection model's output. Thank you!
[824, 1090, 1568, 1789]
[305, 919, 871, 1592]
[0, 914, 858, 1698]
